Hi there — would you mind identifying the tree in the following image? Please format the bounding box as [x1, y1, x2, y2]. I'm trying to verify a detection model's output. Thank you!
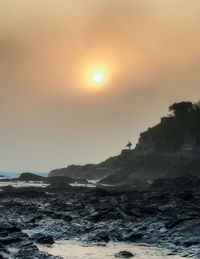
[193, 101, 200, 111]
[169, 102, 193, 117]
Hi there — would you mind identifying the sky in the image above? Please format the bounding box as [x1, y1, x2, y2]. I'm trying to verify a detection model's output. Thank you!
[0, 0, 200, 172]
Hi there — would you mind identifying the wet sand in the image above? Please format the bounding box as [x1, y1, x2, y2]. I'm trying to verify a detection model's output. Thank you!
[38, 240, 189, 259]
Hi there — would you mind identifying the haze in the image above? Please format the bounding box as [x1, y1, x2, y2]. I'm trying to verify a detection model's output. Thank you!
[0, 0, 200, 172]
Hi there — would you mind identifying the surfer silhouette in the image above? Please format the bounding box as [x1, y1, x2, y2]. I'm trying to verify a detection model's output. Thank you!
[126, 141, 132, 150]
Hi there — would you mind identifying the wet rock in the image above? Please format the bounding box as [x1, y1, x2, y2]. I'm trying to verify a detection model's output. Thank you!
[34, 233, 54, 245]
[85, 230, 110, 243]
[184, 237, 200, 247]
[97, 231, 110, 243]
[0, 226, 27, 245]
[122, 232, 143, 242]
[0, 187, 49, 198]
[0, 185, 15, 192]
[15, 243, 59, 259]
[165, 218, 185, 229]
[115, 251, 134, 258]
[0, 236, 22, 245]
[0, 242, 10, 259]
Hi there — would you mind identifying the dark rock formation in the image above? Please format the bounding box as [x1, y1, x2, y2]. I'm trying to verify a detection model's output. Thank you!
[33, 233, 54, 245]
[48, 101, 200, 185]
[49, 164, 112, 180]
[0, 223, 59, 258]
[115, 251, 134, 258]
[19, 172, 46, 181]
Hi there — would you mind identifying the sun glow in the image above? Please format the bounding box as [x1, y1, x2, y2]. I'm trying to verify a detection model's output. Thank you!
[93, 73, 103, 83]
[83, 63, 110, 91]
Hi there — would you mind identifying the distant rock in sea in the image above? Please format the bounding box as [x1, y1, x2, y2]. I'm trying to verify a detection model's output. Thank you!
[18, 172, 46, 181]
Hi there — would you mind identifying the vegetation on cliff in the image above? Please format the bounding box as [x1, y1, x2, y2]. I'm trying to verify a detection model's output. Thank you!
[140, 101, 200, 151]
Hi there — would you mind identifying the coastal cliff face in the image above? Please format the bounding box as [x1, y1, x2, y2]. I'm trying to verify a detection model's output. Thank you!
[49, 102, 200, 185]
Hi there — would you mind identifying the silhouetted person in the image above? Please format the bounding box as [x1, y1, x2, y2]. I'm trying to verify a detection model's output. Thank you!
[126, 141, 132, 149]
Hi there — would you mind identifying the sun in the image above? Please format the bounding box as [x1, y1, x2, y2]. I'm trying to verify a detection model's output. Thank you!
[82, 63, 111, 91]
[93, 73, 103, 83]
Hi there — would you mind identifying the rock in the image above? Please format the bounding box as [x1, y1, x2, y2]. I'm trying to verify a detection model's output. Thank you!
[86, 230, 110, 243]
[96, 231, 110, 243]
[184, 237, 200, 247]
[0, 185, 15, 191]
[47, 176, 75, 185]
[0, 236, 22, 245]
[0, 225, 56, 258]
[0, 226, 25, 245]
[115, 251, 134, 258]
[165, 218, 185, 229]
[47, 176, 88, 187]
[19, 172, 46, 181]
[15, 243, 59, 259]
[34, 233, 54, 245]
[123, 232, 143, 242]
[0, 242, 10, 259]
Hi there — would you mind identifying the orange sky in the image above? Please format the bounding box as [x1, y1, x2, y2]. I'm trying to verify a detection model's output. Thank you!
[0, 0, 200, 172]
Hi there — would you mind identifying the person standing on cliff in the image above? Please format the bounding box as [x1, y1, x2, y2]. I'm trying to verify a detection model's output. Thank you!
[126, 141, 132, 149]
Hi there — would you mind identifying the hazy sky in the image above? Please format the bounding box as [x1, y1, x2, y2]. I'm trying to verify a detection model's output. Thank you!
[0, 0, 200, 172]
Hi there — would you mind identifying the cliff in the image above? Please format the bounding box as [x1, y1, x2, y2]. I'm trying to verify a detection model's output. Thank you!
[49, 101, 200, 185]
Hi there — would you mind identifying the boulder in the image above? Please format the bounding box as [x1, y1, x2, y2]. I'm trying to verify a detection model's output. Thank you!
[115, 251, 134, 258]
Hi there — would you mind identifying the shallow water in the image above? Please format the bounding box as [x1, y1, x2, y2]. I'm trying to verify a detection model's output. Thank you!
[0, 180, 49, 188]
[37, 240, 188, 259]
[87, 179, 100, 184]
[0, 180, 110, 189]
[69, 182, 96, 188]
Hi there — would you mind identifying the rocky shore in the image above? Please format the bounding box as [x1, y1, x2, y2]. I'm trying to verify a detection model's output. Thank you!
[0, 175, 200, 258]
